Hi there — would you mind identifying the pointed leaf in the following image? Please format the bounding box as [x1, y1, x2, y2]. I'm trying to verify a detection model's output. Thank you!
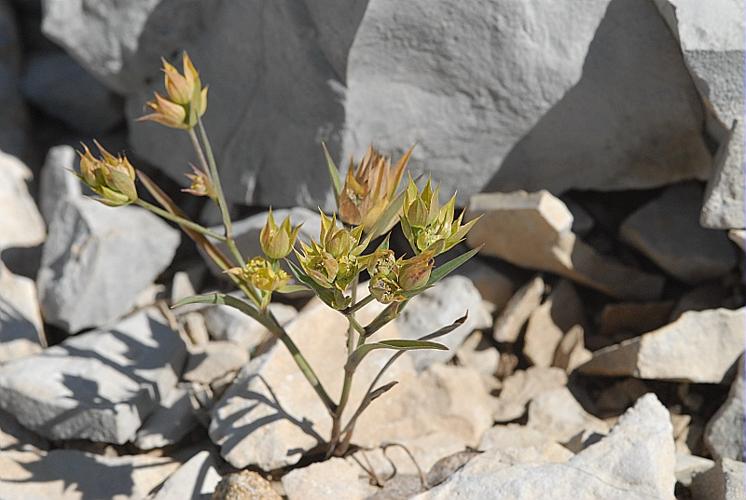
[172, 292, 264, 324]
[322, 142, 342, 196]
[347, 338, 447, 370]
[276, 283, 311, 294]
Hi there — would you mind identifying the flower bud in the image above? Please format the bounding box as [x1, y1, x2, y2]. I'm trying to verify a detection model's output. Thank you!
[226, 257, 290, 292]
[182, 166, 216, 199]
[398, 252, 434, 291]
[77, 141, 138, 206]
[369, 274, 403, 304]
[367, 249, 396, 277]
[260, 209, 301, 260]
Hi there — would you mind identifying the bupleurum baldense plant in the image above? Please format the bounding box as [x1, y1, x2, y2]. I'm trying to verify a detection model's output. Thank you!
[74, 52, 481, 458]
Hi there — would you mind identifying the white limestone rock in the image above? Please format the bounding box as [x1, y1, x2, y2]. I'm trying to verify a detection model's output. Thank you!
[0, 264, 44, 363]
[0, 150, 45, 251]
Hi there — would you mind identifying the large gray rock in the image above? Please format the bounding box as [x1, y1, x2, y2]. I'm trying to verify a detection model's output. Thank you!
[526, 387, 609, 444]
[21, 52, 123, 134]
[204, 301, 297, 350]
[153, 450, 222, 500]
[134, 385, 198, 450]
[0, 150, 45, 251]
[467, 191, 664, 300]
[38, 145, 82, 225]
[619, 183, 736, 283]
[0, 309, 187, 443]
[0, 264, 44, 363]
[37, 197, 180, 332]
[705, 356, 744, 461]
[655, 0, 744, 229]
[415, 393, 676, 500]
[580, 308, 745, 384]
[282, 457, 376, 500]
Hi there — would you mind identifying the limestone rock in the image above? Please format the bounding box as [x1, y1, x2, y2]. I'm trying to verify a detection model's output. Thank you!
[154, 451, 222, 500]
[134, 385, 198, 450]
[467, 191, 664, 300]
[0, 408, 49, 452]
[675, 453, 714, 487]
[0, 309, 187, 443]
[705, 356, 744, 461]
[580, 308, 745, 383]
[39, 145, 82, 225]
[211, 470, 280, 500]
[416, 394, 675, 500]
[0, 150, 45, 251]
[203, 302, 297, 350]
[181, 312, 210, 347]
[281, 457, 376, 500]
[527, 387, 609, 444]
[396, 276, 491, 371]
[493, 275, 544, 343]
[479, 424, 557, 452]
[183, 341, 249, 384]
[456, 331, 499, 377]
[0, 449, 178, 499]
[0, 264, 44, 363]
[619, 183, 736, 283]
[493, 367, 567, 422]
[691, 458, 745, 500]
[655, 0, 745, 229]
[456, 255, 517, 310]
[552, 325, 592, 374]
[37, 197, 180, 332]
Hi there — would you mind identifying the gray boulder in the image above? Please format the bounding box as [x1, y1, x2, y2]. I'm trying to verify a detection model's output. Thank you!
[0, 309, 187, 443]
[37, 197, 180, 332]
[38, 145, 82, 225]
[0, 264, 44, 363]
[0, 150, 45, 251]
[153, 450, 222, 500]
[134, 384, 198, 450]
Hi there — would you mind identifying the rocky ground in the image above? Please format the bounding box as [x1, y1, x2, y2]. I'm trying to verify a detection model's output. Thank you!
[0, 0, 744, 499]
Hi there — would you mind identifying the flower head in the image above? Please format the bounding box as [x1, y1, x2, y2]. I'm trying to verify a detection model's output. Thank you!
[338, 146, 412, 234]
[77, 141, 138, 206]
[226, 257, 290, 293]
[366, 251, 434, 304]
[400, 177, 479, 255]
[139, 52, 208, 129]
[182, 166, 216, 199]
[260, 209, 302, 260]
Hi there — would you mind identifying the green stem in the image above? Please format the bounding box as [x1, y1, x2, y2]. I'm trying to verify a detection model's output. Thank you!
[135, 199, 226, 241]
[343, 293, 375, 316]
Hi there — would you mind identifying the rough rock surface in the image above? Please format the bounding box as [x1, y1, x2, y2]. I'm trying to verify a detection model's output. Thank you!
[37, 197, 180, 332]
[493, 367, 567, 422]
[0, 150, 45, 251]
[416, 394, 675, 499]
[493, 275, 544, 343]
[153, 451, 221, 500]
[619, 183, 736, 283]
[527, 387, 609, 443]
[395, 276, 491, 371]
[691, 458, 745, 500]
[0, 309, 187, 443]
[203, 302, 296, 350]
[39, 145, 82, 224]
[282, 457, 376, 500]
[675, 453, 714, 487]
[580, 308, 745, 383]
[183, 341, 249, 384]
[704, 356, 744, 461]
[134, 385, 198, 450]
[211, 470, 280, 500]
[467, 191, 664, 300]
[655, 0, 744, 229]
[0, 264, 44, 363]
[479, 424, 558, 451]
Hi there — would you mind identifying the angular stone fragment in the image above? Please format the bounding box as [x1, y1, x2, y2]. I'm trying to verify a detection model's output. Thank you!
[675, 453, 713, 487]
[467, 191, 664, 300]
[705, 355, 744, 461]
[492, 275, 544, 343]
[39, 145, 82, 225]
[0, 264, 44, 363]
[134, 385, 198, 450]
[203, 302, 296, 350]
[552, 325, 592, 374]
[527, 387, 609, 443]
[691, 458, 745, 500]
[37, 198, 180, 332]
[153, 451, 221, 500]
[493, 367, 567, 422]
[479, 424, 557, 452]
[0, 309, 187, 443]
[580, 308, 745, 383]
[183, 341, 249, 384]
[0, 150, 45, 250]
[282, 457, 376, 500]
[211, 470, 280, 500]
[619, 183, 736, 283]
[456, 331, 499, 377]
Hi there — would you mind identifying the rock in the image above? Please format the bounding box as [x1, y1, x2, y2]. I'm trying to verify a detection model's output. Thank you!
[564, 198, 595, 236]
[154, 450, 221, 500]
[21, 52, 123, 134]
[281, 457, 376, 500]
[493, 367, 567, 422]
[654, 0, 744, 229]
[0, 408, 49, 452]
[0, 1, 29, 157]
[675, 452, 713, 487]
[479, 424, 557, 451]
[37, 197, 180, 332]
[204, 302, 297, 350]
[599, 301, 675, 336]
[0, 264, 45, 363]
[456, 255, 517, 311]
[619, 183, 736, 283]
[492, 275, 544, 343]
[211, 470, 280, 500]
[523, 280, 584, 368]
[705, 355, 744, 461]
[456, 331, 499, 377]
[691, 458, 745, 500]
[0, 150, 45, 251]
[416, 393, 675, 500]
[596, 378, 650, 416]
[580, 308, 745, 383]
[134, 385, 198, 450]
[527, 387, 609, 444]
[396, 276, 491, 371]
[39, 145, 82, 224]
[670, 283, 730, 320]
[0, 309, 187, 443]
[671, 413, 692, 453]
[181, 312, 210, 346]
[183, 341, 249, 384]
[728, 230, 745, 251]
[467, 191, 664, 300]
[171, 271, 198, 305]
[552, 325, 592, 373]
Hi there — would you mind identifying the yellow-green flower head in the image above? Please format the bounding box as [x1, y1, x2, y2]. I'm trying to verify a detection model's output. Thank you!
[260, 208, 302, 260]
[226, 257, 290, 292]
[338, 146, 412, 234]
[77, 141, 138, 206]
[398, 252, 434, 291]
[400, 177, 480, 255]
[182, 166, 216, 199]
[138, 52, 208, 130]
[369, 273, 404, 305]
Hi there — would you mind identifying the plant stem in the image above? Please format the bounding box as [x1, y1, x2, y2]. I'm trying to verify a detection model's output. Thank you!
[135, 199, 226, 241]
[343, 293, 375, 316]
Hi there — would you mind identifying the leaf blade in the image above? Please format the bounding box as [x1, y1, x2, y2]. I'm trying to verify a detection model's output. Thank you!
[322, 142, 342, 196]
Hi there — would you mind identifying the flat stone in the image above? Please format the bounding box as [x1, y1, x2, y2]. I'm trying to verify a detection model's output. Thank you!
[282, 457, 376, 500]
[479, 424, 557, 451]
[493, 275, 544, 343]
[416, 393, 675, 500]
[599, 301, 675, 336]
[153, 450, 221, 500]
[705, 355, 744, 461]
[37, 197, 180, 332]
[39, 145, 82, 225]
[620, 183, 736, 283]
[0, 309, 187, 443]
[203, 302, 297, 351]
[655, 0, 744, 229]
[396, 275, 491, 371]
[729, 230, 746, 250]
[580, 308, 745, 383]
[183, 341, 249, 385]
[523, 280, 585, 368]
[0, 150, 45, 250]
[0, 448, 179, 499]
[675, 452, 714, 487]
[691, 458, 745, 500]
[134, 385, 198, 450]
[211, 470, 281, 500]
[493, 367, 567, 422]
[0, 264, 44, 363]
[552, 325, 592, 374]
[467, 191, 664, 300]
[527, 387, 609, 444]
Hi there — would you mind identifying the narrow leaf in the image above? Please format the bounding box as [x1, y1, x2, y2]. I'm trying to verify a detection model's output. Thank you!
[172, 292, 263, 324]
[420, 313, 468, 341]
[276, 283, 311, 294]
[428, 246, 482, 286]
[347, 338, 447, 370]
[322, 142, 342, 196]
